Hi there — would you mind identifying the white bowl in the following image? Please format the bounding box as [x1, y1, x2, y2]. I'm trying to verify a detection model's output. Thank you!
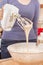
[7, 42, 43, 63]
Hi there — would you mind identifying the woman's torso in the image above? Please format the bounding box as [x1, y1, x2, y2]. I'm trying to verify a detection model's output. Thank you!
[2, 0, 37, 40]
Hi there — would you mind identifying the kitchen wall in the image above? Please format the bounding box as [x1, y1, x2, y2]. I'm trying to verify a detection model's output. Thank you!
[38, 0, 43, 28]
[39, 0, 43, 4]
[38, 8, 43, 28]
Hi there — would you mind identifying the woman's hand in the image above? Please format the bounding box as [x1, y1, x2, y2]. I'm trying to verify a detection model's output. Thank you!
[0, 8, 3, 20]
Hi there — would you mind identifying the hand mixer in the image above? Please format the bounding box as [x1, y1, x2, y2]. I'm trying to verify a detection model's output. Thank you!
[1, 4, 19, 31]
[1, 4, 33, 32]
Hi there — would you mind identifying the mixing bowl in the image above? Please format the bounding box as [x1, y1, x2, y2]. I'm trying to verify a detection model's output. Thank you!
[7, 42, 43, 65]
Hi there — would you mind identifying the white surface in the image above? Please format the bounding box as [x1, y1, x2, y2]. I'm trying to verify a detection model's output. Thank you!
[7, 42, 43, 53]
[38, 32, 43, 40]
[40, 32, 43, 36]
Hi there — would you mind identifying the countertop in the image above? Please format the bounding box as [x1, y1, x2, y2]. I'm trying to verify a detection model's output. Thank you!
[0, 58, 43, 65]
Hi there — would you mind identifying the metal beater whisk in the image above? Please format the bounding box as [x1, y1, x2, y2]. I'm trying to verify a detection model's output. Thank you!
[13, 14, 33, 30]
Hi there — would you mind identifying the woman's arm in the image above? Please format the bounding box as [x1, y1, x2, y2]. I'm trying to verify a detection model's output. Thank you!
[32, 0, 40, 39]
